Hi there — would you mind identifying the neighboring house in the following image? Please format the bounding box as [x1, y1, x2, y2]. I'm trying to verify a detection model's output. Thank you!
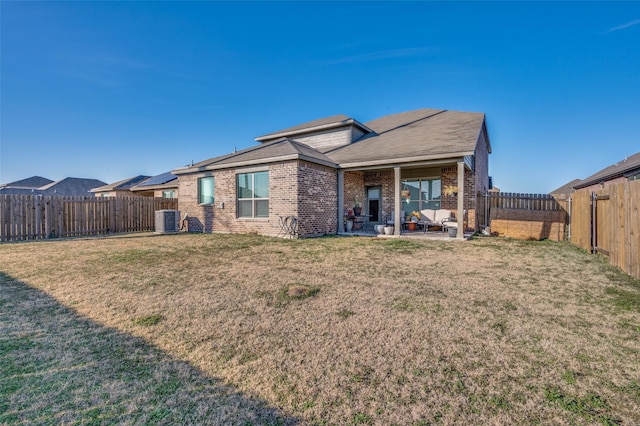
[39, 177, 107, 196]
[572, 151, 640, 192]
[0, 176, 55, 195]
[91, 175, 151, 197]
[0, 176, 54, 192]
[549, 178, 581, 197]
[0, 176, 106, 196]
[130, 171, 179, 198]
[173, 108, 491, 238]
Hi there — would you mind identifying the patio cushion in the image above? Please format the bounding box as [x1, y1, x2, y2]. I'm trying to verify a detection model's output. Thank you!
[421, 209, 453, 224]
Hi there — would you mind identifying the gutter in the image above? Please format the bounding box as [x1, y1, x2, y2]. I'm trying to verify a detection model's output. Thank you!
[336, 152, 474, 170]
[172, 154, 338, 174]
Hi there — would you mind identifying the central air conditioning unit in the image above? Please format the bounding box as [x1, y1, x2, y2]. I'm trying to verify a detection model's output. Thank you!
[155, 210, 180, 233]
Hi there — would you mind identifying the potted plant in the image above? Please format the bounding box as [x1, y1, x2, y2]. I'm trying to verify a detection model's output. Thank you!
[353, 197, 362, 216]
[443, 185, 458, 197]
[345, 219, 354, 232]
[407, 211, 421, 231]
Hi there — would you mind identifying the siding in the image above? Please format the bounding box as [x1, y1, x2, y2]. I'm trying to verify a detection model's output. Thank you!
[292, 127, 352, 152]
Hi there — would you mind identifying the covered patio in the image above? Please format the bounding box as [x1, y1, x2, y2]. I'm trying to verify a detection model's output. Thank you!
[338, 159, 472, 240]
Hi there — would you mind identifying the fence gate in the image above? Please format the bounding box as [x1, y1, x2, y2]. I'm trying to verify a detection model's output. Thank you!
[592, 192, 611, 255]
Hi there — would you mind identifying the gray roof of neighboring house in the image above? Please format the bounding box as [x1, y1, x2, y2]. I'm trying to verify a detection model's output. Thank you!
[0, 176, 53, 189]
[549, 179, 582, 195]
[574, 151, 640, 189]
[174, 137, 337, 174]
[91, 175, 151, 193]
[39, 177, 107, 196]
[255, 114, 373, 142]
[175, 107, 489, 174]
[0, 187, 47, 195]
[326, 109, 488, 166]
[133, 171, 177, 187]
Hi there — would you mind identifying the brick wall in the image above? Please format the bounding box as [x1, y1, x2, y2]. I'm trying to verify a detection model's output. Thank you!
[440, 166, 477, 230]
[177, 160, 337, 238]
[364, 171, 395, 222]
[343, 171, 365, 215]
[341, 170, 396, 227]
[297, 162, 338, 236]
[489, 208, 566, 241]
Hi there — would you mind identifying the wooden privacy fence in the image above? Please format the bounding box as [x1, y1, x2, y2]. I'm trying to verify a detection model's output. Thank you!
[570, 180, 640, 280]
[482, 192, 568, 241]
[0, 195, 178, 242]
[485, 192, 565, 211]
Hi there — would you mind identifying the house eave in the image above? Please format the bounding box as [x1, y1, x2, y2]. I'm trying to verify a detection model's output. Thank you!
[173, 154, 337, 174]
[130, 183, 177, 192]
[574, 166, 640, 189]
[337, 152, 474, 170]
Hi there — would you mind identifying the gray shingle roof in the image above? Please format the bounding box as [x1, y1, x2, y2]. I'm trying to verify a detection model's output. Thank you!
[574, 151, 640, 189]
[91, 175, 150, 192]
[326, 109, 488, 166]
[0, 176, 53, 189]
[549, 178, 582, 195]
[173, 138, 337, 174]
[0, 187, 46, 195]
[176, 107, 489, 174]
[39, 177, 107, 196]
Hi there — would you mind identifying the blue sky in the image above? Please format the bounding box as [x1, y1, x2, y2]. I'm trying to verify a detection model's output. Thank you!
[1, 1, 639, 193]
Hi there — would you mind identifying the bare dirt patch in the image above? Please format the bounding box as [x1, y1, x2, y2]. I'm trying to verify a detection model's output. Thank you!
[1, 233, 639, 424]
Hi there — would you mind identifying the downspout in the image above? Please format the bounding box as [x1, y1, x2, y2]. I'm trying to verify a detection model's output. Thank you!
[457, 161, 465, 239]
[394, 166, 401, 236]
[591, 192, 596, 254]
[567, 196, 572, 241]
[484, 191, 488, 228]
[337, 171, 344, 234]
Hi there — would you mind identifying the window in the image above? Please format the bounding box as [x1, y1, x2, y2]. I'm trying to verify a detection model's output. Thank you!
[237, 171, 269, 218]
[162, 190, 176, 199]
[198, 177, 215, 204]
[401, 178, 441, 217]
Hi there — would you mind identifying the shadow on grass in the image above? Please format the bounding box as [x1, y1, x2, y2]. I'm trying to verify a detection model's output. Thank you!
[0, 272, 298, 425]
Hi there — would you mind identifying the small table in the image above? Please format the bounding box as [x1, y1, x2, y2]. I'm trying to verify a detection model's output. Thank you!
[345, 215, 370, 232]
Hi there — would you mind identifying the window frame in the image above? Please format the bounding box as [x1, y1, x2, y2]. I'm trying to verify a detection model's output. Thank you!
[401, 177, 441, 217]
[237, 171, 269, 219]
[198, 176, 215, 205]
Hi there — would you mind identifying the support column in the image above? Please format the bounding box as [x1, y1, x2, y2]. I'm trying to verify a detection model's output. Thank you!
[457, 160, 465, 240]
[337, 170, 344, 234]
[394, 166, 401, 236]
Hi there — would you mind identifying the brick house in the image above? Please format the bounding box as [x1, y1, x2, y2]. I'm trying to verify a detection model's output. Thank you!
[173, 108, 492, 239]
[571, 151, 640, 192]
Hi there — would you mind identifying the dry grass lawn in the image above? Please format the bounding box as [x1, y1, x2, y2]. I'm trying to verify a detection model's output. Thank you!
[1, 233, 639, 425]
